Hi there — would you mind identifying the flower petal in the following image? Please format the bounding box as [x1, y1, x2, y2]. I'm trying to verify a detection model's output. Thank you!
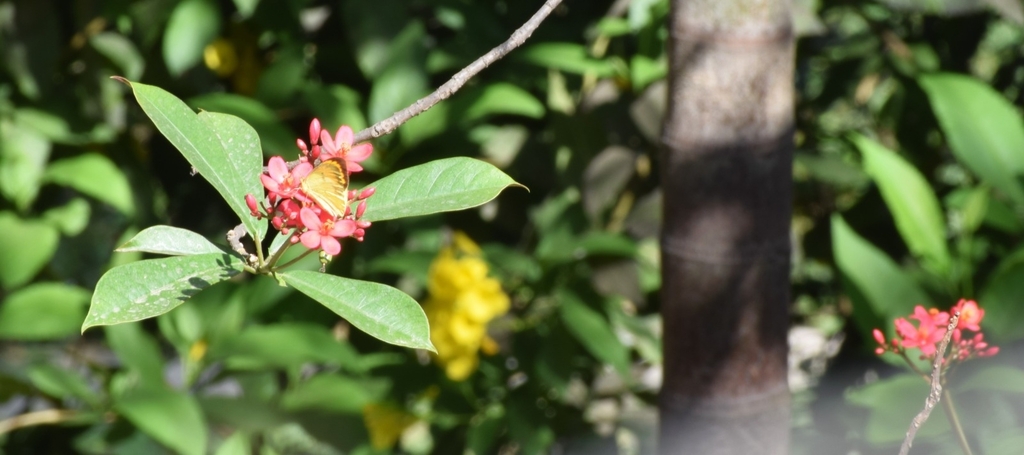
[299, 207, 322, 230]
[300, 231, 321, 249]
[321, 236, 341, 256]
[268, 156, 288, 180]
[335, 125, 354, 149]
[329, 219, 357, 237]
[348, 143, 373, 162]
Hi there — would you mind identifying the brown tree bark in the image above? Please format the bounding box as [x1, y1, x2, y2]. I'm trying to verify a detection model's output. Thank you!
[659, 1, 794, 454]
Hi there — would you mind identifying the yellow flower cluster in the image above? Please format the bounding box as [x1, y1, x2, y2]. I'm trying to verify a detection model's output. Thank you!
[362, 403, 417, 450]
[423, 232, 510, 381]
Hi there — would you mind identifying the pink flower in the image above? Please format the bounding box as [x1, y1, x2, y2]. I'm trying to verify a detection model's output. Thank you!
[952, 299, 985, 332]
[319, 125, 373, 172]
[895, 316, 946, 357]
[261, 156, 312, 199]
[298, 207, 356, 255]
[910, 305, 949, 327]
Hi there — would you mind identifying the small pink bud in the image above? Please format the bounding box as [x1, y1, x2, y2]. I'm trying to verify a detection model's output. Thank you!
[297, 139, 309, 154]
[874, 347, 885, 355]
[272, 216, 284, 231]
[356, 220, 371, 229]
[291, 234, 300, 244]
[310, 118, 322, 145]
[245, 194, 260, 216]
[872, 329, 885, 346]
[348, 190, 357, 200]
[311, 144, 321, 160]
[353, 228, 364, 239]
[981, 347, 1000, 357]
[360, 187, 376, 199]
[976, 342, 988, 349]
[356, 200, 366, 218]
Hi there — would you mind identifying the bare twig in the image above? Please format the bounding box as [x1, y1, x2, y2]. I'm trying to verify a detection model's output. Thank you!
[352, 0, 564, 144]
[899, 311, 960, 455]
[0, 409, 79, 435]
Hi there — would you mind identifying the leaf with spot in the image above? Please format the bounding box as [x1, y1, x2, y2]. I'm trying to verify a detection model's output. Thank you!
[116, 225, 224, 256]
[83, 253, 245, 331]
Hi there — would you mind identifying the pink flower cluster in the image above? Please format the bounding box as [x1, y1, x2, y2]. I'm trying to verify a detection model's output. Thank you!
[873, 299, 998, 361]
[245, 119, 374, 257]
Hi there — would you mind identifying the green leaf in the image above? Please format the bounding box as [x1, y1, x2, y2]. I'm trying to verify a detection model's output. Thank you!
[116, 225, 224, 256]
[846, 373, 949, 443]
[281, 375, 388, 414]
[0, 119, 50, 211]
[919, 73, 1024, 205]
[214, 432, 251, 455]
[0, 283, 90, 340]
[83, 253, 245, 331]
[213, 323, 361, 370]
[105, 323, 165, 384]
[515, 43, 619, 77]
[120, 80, 266, 239]
[43, 153, 134, 216]
[115, 386, 208, 455]
[28, 363, 102, 408]
[189, 93, 294, 156]
[0, 212, 60, 290]
[557, 290, 631, 377]
[461, 83, 545, 123]
[959, 366, 1024, 393]
[831, 215, 931, 334]
[978, 248, 1024, 339]
[852, 134, 951, 276]
[362, 158, 523, 222]
[162, 0, 220, 76]
[280, 271, 434, 351]
[90, 32, 145, 80]
[42, 198, 91, 236]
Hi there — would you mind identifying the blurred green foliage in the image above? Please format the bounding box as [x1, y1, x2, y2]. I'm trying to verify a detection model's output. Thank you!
[1, 0, 1024, 454]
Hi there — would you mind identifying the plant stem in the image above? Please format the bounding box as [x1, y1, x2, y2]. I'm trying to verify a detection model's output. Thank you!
[274, 248, 314, 271]
[941, 390, 974, 455]
[261, 230, 294, 272]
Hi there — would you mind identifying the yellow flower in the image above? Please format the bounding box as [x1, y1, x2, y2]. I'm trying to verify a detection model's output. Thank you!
[424, 232, 510, 381]
[203, 38, 238, 77]
[362, 403, 418, 450]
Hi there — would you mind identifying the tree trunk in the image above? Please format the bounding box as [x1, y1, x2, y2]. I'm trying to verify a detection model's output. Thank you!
[659, 1, 794, 454]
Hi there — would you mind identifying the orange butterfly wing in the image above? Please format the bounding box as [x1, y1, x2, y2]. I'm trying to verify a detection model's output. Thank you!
[300, 158, 350, 218]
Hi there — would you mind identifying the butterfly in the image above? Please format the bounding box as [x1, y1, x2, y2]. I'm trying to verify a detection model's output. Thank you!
[300, 158, 350, 218]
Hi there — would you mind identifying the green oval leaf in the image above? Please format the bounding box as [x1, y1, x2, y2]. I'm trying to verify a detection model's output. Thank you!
[558, 290, 630, 377]
[90, 32, 145, 80]
[43, 153, 134, 216]
[919, 73, 1024, 205]
[852, 134, 951, 277]
[162, 0, 220, 76]
[515, 43, 619, 77]
[280, 270, 434, 351]
[362, 157, 523, 222]
[0, 212, 59, 290]
[115, 387, 208, 455]
[461, 83, 545, 123]
[0, 283, 90, 340]
[119, 79, 266, 240]
[83, 253, 245, 331]
[117, 225, 223, 256]
[831, 215, 932, 335]
[27, 363, 102, 408]
[0, 119, 50, 211]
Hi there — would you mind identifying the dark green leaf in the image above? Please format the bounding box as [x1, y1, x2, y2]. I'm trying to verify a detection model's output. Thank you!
[558, 290, 631, 377]
[213, 323, 361, 370]
[0, 283, 90, 340]
[83, 253, 245, 331]
[362, 158, 523, 222]
[978, 248, 1024, 339]
[116, 225, 223, 256]
[105, 323, 165, 384]
[90, 32, 145, 80]
[280, 271, 434, 351]
[28, 363, 102, 407]
[461, 83, 545, 123]
[43, 153, 134, 216]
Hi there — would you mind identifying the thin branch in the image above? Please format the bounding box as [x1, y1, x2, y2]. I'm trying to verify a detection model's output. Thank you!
[0, 409, 79, 435]
[352, 0, 564, 144]
[899, 311, 960, 455]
